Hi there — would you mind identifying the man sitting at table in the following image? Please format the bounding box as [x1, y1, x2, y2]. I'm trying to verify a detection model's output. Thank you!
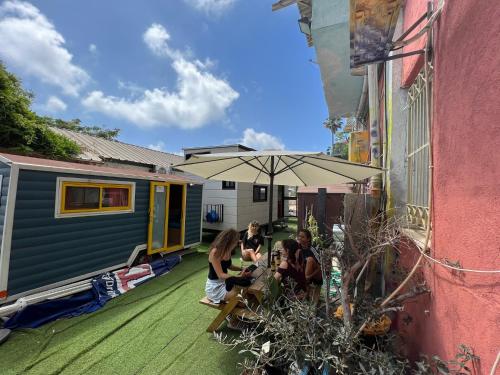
[241, 220, 264, 265]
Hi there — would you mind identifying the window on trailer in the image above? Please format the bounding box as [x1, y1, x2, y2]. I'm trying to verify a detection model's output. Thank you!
[253, 185, 267, 202]
[65, 186, 100, 210]
[222, 181, 235, 190]
[57, 179, 134, 217]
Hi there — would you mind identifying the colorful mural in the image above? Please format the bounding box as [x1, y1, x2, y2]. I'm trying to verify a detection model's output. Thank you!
[348, 130, 369, 163]
[349, 0, 402, 68]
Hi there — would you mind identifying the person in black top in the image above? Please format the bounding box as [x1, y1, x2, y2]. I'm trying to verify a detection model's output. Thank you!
[241, 220, 264, 264]
[297, 229, 323, 286]
[274, 239, 307, 296]
[205, 229, 251, 304]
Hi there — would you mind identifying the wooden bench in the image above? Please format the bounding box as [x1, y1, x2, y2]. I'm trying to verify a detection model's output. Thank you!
[199, 297, 258, 332]
[200, 259, 269, 332]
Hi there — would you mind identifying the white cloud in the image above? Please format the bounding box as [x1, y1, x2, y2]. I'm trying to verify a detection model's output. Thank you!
[0, 1, 89, 96]
[44, 95, 67, 112]
[148, 141, 165, 151]
[143, 23, 176, 59]
[241, 128, 285, 150]
[147, 141, 183, 156]
[117, 80, 147, 97]
[184, 0, 237, 15]
[82, 23, 239, 130]
[89, 43, 97, 54]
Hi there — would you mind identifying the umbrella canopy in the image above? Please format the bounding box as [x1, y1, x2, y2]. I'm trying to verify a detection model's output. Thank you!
[174, 150, 382, 267]
[174, 150, 381, 186]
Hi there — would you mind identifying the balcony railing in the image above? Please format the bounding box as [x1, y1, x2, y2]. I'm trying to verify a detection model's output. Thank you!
[204, 204, 224, 223]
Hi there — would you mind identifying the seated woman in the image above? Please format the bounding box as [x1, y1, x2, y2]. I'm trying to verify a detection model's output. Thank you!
[297, 229, 323, 286]
[206, 229, 251, 304]
[274, 239, 307, 294]
[240, 220, 264, 264]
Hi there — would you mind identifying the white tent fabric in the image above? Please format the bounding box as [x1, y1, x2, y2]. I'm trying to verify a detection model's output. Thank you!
[174, 151, 381, 186]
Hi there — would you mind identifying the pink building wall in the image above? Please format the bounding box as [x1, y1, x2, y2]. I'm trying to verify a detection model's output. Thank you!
[398, 1, 500, 373]
[401, 0, 427, 87]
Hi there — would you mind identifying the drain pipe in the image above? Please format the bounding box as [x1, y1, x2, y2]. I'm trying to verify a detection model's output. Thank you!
[367, 64, 382, 199]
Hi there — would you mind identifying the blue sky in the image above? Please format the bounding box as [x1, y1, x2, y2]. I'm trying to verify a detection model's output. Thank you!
[0, 0, 330, 155]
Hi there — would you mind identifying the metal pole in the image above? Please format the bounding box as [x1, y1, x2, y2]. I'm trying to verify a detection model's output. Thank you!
[267, 156, 275, 268]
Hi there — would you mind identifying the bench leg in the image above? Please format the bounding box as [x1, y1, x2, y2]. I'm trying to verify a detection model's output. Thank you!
[206, 295, 239, 333]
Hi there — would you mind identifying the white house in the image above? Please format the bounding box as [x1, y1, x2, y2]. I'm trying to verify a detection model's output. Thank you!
[183, 145, 289, 232]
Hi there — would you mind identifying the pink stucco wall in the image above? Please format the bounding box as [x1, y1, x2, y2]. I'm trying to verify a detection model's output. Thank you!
[399, 1, 500, 373]
[401, 0, 428, 86]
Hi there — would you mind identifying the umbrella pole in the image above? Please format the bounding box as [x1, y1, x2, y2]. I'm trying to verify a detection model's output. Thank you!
[267, 156, 275, 268]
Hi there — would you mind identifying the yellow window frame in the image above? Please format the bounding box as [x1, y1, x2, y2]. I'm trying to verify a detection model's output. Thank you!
[60, 181, 133, 214]
[147, 182, 187, 255]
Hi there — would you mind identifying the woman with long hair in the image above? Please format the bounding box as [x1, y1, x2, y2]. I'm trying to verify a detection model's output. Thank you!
[205, 229, 251, 303]
[240, 220, 263, 264]
[274, 239, 307, 293]
[297, 229, 323, 286]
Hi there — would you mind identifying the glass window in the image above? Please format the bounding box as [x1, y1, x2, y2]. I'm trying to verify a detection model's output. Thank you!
[64, 186, 100, 210]
[253, 186, 267, 202]
[222, 181, 235, 190]
[59, 181, 134, 216]
[102, 187, 129, 208]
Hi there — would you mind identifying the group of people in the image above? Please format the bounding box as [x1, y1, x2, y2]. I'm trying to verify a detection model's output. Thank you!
[205, 221, 323, 304]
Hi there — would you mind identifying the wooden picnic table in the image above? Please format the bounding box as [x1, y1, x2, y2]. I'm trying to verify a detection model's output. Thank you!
[202, 254, 272, 332]
[246, 259, 271, 304]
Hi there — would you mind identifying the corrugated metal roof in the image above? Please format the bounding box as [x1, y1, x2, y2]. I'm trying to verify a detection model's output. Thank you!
[183, 144, 255, 152]
[52, 128, 183, 167]
[0, 153, 192, 183]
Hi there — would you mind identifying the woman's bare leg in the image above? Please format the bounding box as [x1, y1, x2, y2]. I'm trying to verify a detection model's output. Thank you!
[242, 250, 258, 262]
[242, 250, 252, 261]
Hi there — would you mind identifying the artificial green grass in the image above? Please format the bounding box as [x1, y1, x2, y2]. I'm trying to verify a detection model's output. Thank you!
[0, 219, 297, 375]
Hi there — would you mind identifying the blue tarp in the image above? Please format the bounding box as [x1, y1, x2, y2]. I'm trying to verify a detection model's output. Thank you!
[4, 255, 181, 330]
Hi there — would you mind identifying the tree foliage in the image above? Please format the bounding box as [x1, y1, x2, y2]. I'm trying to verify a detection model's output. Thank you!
[0, 62, 119, 159]
[326, 130, 349, 160]
[39, 117, 120, 140]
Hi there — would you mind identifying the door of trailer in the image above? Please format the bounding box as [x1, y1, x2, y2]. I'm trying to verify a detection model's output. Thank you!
[148, 182, 186, 254]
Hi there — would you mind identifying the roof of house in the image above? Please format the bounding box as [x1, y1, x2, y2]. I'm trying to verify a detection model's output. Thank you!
[182, 144, 255, 152]
[297, 184, 352, 194]
[0, 153, 193, 183]
[52, 128, 183, 167]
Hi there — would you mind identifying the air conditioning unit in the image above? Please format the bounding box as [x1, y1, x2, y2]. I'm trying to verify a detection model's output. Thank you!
[154, 165, 172, 174]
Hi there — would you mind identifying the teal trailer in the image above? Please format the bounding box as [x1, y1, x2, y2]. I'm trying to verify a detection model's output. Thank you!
[0, 153, 202, 304]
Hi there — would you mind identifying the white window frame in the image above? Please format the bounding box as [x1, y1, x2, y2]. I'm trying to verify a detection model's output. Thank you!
[406, 68, 432, 229]
[55, 177, 136, 218]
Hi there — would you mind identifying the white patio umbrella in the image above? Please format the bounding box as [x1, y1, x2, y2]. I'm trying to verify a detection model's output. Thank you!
[174, 150, 382, 267]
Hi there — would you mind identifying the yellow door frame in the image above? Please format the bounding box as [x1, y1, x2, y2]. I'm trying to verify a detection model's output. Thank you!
[147, 182, 187, 255]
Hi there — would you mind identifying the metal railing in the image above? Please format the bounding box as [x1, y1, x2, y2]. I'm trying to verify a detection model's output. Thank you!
[204, 204, 224, 223]
[406, 69, 432, 229]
